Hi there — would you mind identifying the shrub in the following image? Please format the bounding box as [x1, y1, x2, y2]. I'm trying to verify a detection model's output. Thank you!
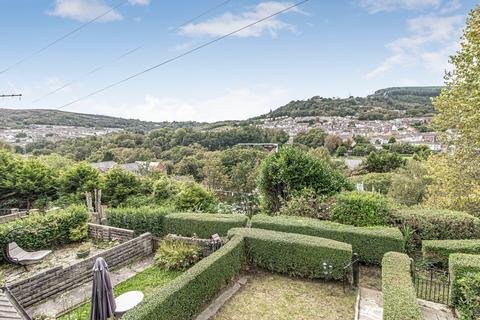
[350, 172, 393, 194]
[257, 146, 352, 213]
[154, 240, 202, 271]
[228, 228, 352, 280]
[124, 236, 245, 320]
[391, 208, 480, 244]
[382, 252, 422, 320]
[173, 182, 218, 212]
[163, 212, 248, 238]
[103, 167, 141, 207]
[106, 206, 172, 236]
[422, 240, 480, 266]
[250, 215, 403, 264]
[331, 191, 391, 227]
[363, 150, 405, 173]
[277, 189, 333, 220]
[455, 272, 480, 320]
[388, 160, 430, 206]
[0, 205, 89, 262]
[449, 253, 480, 310]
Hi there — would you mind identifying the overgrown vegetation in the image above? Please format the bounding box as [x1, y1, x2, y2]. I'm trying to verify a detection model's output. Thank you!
[154, 240, 202, 271]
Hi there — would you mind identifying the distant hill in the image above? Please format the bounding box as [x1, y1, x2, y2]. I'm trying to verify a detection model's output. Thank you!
[0, 108, 203, 131]
[256, 86, 443, 120]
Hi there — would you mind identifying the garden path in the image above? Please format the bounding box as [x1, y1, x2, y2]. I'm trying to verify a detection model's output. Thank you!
[357, 287, 457, 320]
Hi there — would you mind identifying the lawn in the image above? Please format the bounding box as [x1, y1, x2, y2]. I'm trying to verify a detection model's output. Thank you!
[213, 271, 356, 320]
[59, 267, 182, 320]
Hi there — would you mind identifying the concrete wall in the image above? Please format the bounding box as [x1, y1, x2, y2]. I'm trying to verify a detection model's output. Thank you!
[7, 233, 153, 308]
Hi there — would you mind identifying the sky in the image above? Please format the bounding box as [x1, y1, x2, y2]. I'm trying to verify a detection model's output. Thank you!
[0, 0, 477, 122]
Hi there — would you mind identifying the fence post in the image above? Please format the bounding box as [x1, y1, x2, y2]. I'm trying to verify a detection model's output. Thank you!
[352, 253, 360, 288]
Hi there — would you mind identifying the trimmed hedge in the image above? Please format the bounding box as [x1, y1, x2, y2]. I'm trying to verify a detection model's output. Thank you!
[392, 208, 480, 243]
[0, 206, 89, 263]
[382, 252, 422, 320]
[163, 213, 248, 238]
[449, 253, 480, 309]
[331, 191, 391, 227]
[106, 206, 171, 236]
[422, 240, 480, 266]
[228, 228, 352, 280]
[251, 215, 404, 264]
[124, 235, 245, 320]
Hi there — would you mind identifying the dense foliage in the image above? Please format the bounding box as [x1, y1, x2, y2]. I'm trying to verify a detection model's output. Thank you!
[258, 86, 440, 119]
[426, 7, 480, 217]
[228, 227, 352, 280]
[0, 206, 89, 262]
[106, 207, 171, 236]
[449, 253, 480, 319]
[363, 150, 406, 173]
[382, 252, 422, 320]
[422, 240, 480, 266]
[163, 212, 248, 238]
[154, 240, 202, 271]
[257, 146, 352, 213]
[391, 209, 480, 244]
[350, 172, 393, 194]
[250, 214, 404, 264]
[331, 191, 391, 227]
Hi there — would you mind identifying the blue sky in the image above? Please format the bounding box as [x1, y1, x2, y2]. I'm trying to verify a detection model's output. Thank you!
[0, 0, 477, 122]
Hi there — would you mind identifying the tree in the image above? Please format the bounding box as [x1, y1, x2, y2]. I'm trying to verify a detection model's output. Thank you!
[59, 162, 102, 200]
[257, 146, 352, 213]
[336, 145, 347, 156]
[363, 151, 405, 173]
[388, 160, 430, 206]
[202, 153, 230, 191]
[388, 136, 396, 144]
[103, 167, 141, 207]
[426, 7, 480, 216]
[324, 135, 343, 153]
[293, 129, 327, 148]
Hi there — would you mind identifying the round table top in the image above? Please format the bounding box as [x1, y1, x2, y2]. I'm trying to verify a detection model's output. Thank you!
[115, 291, 144, 313]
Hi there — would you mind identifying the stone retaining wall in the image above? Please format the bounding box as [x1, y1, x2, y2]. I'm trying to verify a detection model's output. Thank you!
[0, 210, 28, 224]
[7, 233, 153, 308]
[88, 223, 135, 242]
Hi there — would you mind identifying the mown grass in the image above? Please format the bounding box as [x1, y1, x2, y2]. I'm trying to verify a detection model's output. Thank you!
[213, 271, 356, 320]
[59, 267, 182, 320]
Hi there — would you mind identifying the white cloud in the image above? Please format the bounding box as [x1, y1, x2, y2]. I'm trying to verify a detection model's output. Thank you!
[179, 2, 305, 38]
[48, 0, 122, 22]
[359, 0, 441, 14]
[128, 0, 150, 5]
[67, 86, 289, 122]
[365, 14, 464, 79]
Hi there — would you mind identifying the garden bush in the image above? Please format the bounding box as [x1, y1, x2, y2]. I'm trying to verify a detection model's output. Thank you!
[331, 191, 391, 227]
[257, 146, 352, 213]
[251, 215, 403, 265]
[163, 212, 248, 238]
[173, 182, 218, 212]
[422, 240, 480, 266]
[449, 253, 480, 313]
[228, 228, 352, 280]
[124, 235, 245, 320]
[0, 205, 89, 263]
[391, 208, 480, 244]
[455, 272, 480, 320]
[106, 206, 172, 236]
[277, 189, 333, 220]
[350, 172, 393, 194]
[382, 252, 422, 320]
[154, 240, 202, 271]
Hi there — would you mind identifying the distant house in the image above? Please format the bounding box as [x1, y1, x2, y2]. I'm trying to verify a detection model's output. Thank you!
[89, 161, 116, 173]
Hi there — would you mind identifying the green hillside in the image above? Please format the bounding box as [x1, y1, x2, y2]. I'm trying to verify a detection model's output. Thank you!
[0, 108, 203, 130]
[257, 86, 443, 120]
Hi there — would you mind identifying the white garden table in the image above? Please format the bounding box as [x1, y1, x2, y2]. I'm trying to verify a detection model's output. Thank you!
[114, 291, 144, 318]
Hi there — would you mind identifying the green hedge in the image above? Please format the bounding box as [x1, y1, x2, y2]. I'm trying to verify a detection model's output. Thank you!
[251, 215, 404, 264]
[106, 206, 171, 236]
[382, 252, 422, 320]
[163, 213, 248, 238]
[228, 228, 352, 280]
[422, 240, 480, 266]
[331, 191, 391, 227]
[392, 208, 480, 243]
[0, 206, 89, 263]
[449, 253, 480, 310]
[124, 235, 245, 320]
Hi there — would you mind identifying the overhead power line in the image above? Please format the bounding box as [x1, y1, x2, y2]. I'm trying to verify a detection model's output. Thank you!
[33, 0, 233, 104]
[0, 0, 128, 75]
[57, 0, 310, 110]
